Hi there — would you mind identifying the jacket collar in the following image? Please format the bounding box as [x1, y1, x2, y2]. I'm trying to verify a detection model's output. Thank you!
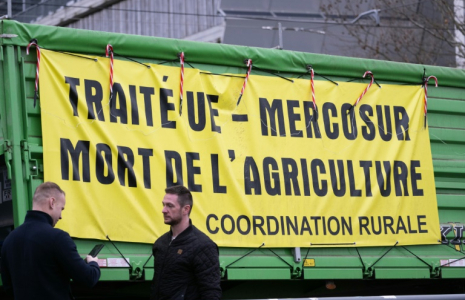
[25, 210, 54, 226]
[170, 219, 193, 241]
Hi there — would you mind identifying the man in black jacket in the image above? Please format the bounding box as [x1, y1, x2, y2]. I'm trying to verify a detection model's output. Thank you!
[0, 182, 101, 300]
[151, 185, 221, 300]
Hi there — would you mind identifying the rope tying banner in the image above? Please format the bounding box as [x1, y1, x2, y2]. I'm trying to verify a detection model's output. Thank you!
[307, 65, 318, 121]
[353, 71, 374, 108]
[237, 59, 252, 106]
[105, 44, 114, 103]
[423, 75, 438, 128]
[26, 39, 41, 107]
[310, 68, 316, 111]
[179, 52, 185, 115]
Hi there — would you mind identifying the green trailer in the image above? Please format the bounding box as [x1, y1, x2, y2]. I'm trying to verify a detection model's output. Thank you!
[1, 20, 465, 298]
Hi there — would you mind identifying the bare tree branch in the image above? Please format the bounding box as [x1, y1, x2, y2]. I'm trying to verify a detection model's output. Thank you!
[320, 0, 465, 68]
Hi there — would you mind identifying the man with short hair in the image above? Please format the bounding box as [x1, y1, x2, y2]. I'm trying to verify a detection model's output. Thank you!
[0, 182, 101, 300]
[150, 185, 221, 300]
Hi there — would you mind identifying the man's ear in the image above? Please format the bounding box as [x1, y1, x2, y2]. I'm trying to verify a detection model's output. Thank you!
[48, 197, 55, 209]
[183, 205, 191, 215]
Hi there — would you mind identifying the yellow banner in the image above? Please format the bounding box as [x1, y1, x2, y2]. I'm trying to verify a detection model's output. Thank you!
[40, 49, 440, 247]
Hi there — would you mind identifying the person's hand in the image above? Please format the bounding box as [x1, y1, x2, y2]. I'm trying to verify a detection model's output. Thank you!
[86, 255, 99, 264]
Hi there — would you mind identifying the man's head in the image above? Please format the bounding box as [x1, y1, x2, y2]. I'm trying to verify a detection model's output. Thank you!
[32, 182, 66, 227]
[161, 185, 193, 226]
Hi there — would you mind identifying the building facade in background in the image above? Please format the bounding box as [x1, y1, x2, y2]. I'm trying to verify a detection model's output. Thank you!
[2, 0, 464, 68]
[3, 0, 224, 42]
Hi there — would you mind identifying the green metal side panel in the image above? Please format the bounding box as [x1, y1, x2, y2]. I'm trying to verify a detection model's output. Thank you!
[442, 268, 465, 279]
[304, 268, 363, 279]
[375, 268, 430, 279]
[0, 44, 30, 227]
[99, 269, 131, 281]
[1, 20, 465, 283]
[228, 268, 290, 280]
[144, 268, 154, 281]
[0, 46, 5, 153]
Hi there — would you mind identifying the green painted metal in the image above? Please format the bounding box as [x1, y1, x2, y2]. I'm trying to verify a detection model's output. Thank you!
[375, 268, 430, 279]
[227, 268, 291, 280]
[437, 195, 465, 209]
[442, 268, 465, 279]
[304, 268, 363, 279]
[99, 269, 131, 281]
[0, 44, 4, 156]
[2, 45, 28, 226]
[144, 269, 154, 281]
[1, 19, 464, 286]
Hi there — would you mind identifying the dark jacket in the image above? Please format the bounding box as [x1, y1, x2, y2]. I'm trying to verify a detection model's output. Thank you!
[151, 222, 221, 300]
[0, 210, 100, 300]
